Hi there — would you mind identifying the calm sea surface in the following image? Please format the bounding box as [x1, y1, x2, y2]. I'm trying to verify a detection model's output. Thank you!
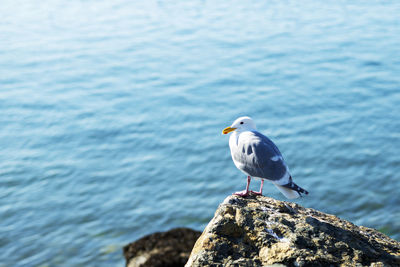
[1, 0, 400, 266]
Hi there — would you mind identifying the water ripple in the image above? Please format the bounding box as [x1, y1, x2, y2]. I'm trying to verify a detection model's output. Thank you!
[1, 0, 400, 266]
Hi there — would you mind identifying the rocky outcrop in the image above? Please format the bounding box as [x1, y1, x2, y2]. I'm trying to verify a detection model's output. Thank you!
[186, 194, 400, 267]
[124, 227, 201, 267]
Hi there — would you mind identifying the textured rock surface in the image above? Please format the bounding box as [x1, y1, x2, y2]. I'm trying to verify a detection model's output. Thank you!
[186, 194, 400, 267]
[124, 227, 201, 267]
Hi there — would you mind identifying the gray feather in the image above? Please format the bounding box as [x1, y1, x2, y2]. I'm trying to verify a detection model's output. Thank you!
[231, 131, 287, 181]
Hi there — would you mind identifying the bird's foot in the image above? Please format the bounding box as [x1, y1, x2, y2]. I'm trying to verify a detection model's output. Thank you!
[250, 190, 263, 196]
[233, 190, 250, 197]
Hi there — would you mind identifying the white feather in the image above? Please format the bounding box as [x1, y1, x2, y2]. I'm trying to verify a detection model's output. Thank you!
[273, 183, 300, 199]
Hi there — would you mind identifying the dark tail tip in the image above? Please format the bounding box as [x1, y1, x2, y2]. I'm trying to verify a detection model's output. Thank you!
[297, 186, 309, 197]
[282, 181, 309, 197]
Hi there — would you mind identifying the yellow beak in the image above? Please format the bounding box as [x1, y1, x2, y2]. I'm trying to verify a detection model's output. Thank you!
[222, 126, 237, 134]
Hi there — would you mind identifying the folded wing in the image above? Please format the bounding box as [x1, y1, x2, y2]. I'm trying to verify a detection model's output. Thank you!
[232, 131, 288, 181]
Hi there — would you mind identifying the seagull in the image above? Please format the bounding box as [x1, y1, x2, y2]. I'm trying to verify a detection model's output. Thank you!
[222, 116, 308, 199]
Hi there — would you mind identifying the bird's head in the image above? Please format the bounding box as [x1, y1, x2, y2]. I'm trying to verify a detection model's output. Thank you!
[222, 116, 257, 134]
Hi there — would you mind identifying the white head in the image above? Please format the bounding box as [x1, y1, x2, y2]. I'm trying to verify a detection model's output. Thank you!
[222, 116, 257, 134]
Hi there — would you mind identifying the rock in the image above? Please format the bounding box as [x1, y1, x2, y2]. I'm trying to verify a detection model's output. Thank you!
[124, 227, 202, 267]
[186, 194, 400, 267]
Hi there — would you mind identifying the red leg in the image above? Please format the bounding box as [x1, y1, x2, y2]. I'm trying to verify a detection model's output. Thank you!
[233, 176, 251, 197]
[251, 179, 264, 196]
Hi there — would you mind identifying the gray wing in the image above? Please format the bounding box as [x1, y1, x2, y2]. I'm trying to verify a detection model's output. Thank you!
[232, 131, 288, 181]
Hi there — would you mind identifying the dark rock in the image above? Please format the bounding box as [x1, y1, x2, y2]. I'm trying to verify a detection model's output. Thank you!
[186, 194, 400, 266]
[124, 227, 201, 267]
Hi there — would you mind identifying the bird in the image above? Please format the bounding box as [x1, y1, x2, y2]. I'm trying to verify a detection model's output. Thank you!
[222, 116, 308, 199]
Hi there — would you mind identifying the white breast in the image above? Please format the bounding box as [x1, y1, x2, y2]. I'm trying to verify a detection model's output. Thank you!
[228, 131, 249, 176]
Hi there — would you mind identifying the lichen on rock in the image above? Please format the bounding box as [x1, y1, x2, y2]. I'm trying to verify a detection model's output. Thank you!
[186, 194, 400, 267]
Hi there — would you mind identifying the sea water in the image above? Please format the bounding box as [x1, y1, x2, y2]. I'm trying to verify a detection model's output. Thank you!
[1, 0, 399, 266]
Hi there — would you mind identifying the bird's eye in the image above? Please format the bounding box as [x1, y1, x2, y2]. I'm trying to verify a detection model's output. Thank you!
[240, 122, 244, 124]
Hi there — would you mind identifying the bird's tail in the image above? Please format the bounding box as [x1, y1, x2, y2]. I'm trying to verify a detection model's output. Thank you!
[274, 177, 309, 199]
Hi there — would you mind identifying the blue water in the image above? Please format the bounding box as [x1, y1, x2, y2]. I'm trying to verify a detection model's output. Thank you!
[1, 0, 400, 266]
